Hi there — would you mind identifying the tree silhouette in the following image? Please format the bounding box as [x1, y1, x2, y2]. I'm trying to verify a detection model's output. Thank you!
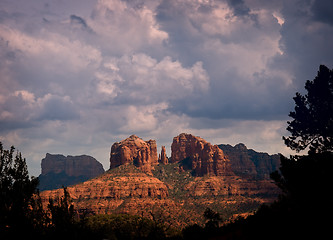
[203, 208, 222, 229]
[270, 65, 333, 238]
[47, 187, 77, 238]
[0, 142, 43, 239]
[283, 65, 333, 154]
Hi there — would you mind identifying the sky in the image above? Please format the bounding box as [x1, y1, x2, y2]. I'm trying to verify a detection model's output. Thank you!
[1, 0, 333, 177]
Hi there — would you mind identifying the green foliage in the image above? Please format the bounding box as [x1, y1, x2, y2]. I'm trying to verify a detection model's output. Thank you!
[283, 65, 333, 154]
[152, 162, 194, 199]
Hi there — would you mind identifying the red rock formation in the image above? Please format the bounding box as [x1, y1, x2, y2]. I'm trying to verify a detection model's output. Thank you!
[41, 153, 104, 178]
[218, 144, 257, 178]
[159, 146, 168, 164]
[40, 166, 169, 216]
[171, 133, 232, 176]
[39, 153, 105, 190]
[110, 135, 158, 173]
[184, 176, 279, 197]
[218, 143, 280, 179]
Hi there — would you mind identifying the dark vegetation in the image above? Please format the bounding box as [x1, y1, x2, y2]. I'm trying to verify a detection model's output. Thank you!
[283, 65, 333, 154]
[1, 65, 332, 239]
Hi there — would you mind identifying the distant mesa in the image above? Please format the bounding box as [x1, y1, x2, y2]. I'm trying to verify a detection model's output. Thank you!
[218, 143, 280, 179]
[38, 153, 105, 191]
[171, 133, 233, 176]
[109, 135, 158, 174]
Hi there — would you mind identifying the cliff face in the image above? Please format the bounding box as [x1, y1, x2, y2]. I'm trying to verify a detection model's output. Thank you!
[218, 143, 280, 179]
[184, 176, 278, 197]
[41, 153, 104, 178]
[39, 153, 105, 190]
[171, 133, 232, 176]
[110, 135, 158, 173]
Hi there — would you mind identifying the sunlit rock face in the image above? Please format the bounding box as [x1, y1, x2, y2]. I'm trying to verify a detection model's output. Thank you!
[110, 135, 158, 174]
[171, 133, 233, 176]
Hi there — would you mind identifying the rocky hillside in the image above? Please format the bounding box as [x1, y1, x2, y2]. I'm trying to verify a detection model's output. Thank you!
[40, 134, 280, 227]
[41, 163, 278, 228]
[218, 143, 280, 179]
[39, 153, 104, 191]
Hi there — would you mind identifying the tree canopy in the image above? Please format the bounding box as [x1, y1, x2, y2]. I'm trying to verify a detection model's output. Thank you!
[283, 65, 333, 154]
[0, 142, 41, 238]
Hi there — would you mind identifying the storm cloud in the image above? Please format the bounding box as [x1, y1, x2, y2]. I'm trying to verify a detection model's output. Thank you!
[0, 0, 332, 176]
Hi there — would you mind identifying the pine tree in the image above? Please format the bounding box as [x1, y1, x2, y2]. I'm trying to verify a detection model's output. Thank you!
[283, 65, 333, 154]
[0, 142, 46, 239]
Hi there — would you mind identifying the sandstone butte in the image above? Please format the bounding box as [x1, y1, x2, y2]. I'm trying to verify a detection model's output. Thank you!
[40, 133, 280, 227]
[110, 135, 158, 174]
[171, 133, 233, 176]
[38, 153, 105, 191]
[41, 153, 104, 178]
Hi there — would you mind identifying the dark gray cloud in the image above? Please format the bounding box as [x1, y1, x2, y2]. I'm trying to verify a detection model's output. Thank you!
[227, 0, 250, 16]
[274, 0, 333, 91]
[311, 0, 333, 25]
[70, 15, 88, 28]
[156, 0, 294, 121]
[37, 95, 80, 121]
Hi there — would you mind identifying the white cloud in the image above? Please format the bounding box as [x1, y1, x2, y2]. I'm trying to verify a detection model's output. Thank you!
[95, 53, 209, 104]
[90, 0, 168, 55]
[272, 11, 285, 26]
[0, 24, 102, 72]
[119, 103, 168, 133]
